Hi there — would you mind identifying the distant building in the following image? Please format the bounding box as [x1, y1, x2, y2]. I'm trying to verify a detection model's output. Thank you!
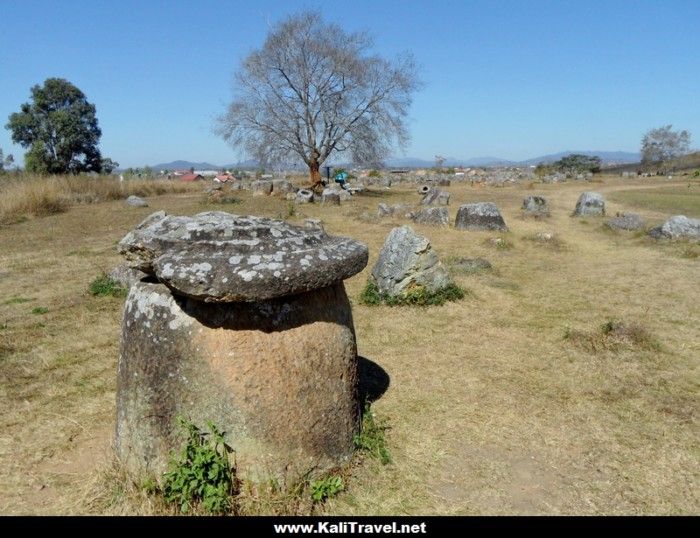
[214, 173, 234, 183]
[178, 173, 204, 182]
[194, 170, 219, 177]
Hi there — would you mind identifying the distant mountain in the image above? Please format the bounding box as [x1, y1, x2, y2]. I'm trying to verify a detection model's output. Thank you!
[146, 151, 640, 172]
[151, 160, 222, 171]
[518, 151, 640, 166]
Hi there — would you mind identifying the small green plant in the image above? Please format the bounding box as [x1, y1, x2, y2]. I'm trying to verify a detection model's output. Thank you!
[286, 202, 296, 218]
[310, 475, 344, 503]
[354, 403, 392, 464]
[89, 274, 127, 298]
[162, 417, 236, 515]
[31, 306, 49, 315]
[360, 280, 465, 307]
[368, 169, 381, 177]
[5, 297, 32, 305]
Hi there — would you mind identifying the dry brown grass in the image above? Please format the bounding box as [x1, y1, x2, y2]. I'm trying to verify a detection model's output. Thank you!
[0, 175, 698, 515]
[0, 174, 200, 224]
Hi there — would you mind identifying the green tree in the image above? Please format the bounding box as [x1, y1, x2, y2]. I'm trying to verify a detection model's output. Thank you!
[553, 154, 601, 175]
[0, 147, 14, 173]
[100, 158, 119, 174]
[641, 125, 691, 164]
[6, 78, 105, 174]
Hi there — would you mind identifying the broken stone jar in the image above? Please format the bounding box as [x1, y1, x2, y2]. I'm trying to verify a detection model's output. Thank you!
[114, 211, 369, 481]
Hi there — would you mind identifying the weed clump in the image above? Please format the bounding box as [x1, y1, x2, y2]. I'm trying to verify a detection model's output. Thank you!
[89, 275, 127, 298]
[161, 417, 237, 514]
[360, 280, 465, 307]
[564, 319, 661, 353]
[354, 403, 392, 465]
[310, 475, 344, 503]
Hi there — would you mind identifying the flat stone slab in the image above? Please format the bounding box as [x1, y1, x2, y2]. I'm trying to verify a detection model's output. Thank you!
[118, 211, 368, 302]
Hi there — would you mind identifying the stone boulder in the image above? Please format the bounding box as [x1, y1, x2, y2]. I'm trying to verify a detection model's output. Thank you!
[271, 179, 295, 194]
[522, 195, 549, 216]
[573, 192, 605, 216]
[455, 202, 508, 231]
[420, 187, 450, 206]
[377, 203, 414, 219]
[295, 188, 314, 204]
[115, 211, 369, 481]
[606, 213, 645, 231]
[125, 195, 148, 207]
[411, 207, 449, 226]
[251, 180, 273, 196]
[370, 226, 452, 298]
[321, 188, 341, 206]
[108, 263, 148, 289]
[648, 215, 700, 240]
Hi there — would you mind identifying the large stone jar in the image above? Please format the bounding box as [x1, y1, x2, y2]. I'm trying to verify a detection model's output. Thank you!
[114, 211, 369, 482]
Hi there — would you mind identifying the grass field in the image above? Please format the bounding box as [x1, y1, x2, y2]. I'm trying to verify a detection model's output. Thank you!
[0, 175, 698, 515]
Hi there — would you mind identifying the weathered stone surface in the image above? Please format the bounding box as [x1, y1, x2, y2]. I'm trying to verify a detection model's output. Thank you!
[379, 177, 392, 187]
[455, 202, 509, 231]
[371, 226, 452, 297]
[420, 187, 450, 206]
[418, 185, 431, 195]
[338, 189, 352, 202]
[108, 263, 148, 289]
[648, 215, 700, 240]
[125, 195, 148, 207]
[116, 280, 359, 480]
[377, 203, 414, 219]
[117, 211, 369, 302]
[606, 213, 645, 231]
[522, 195, 549, 215]
[451, 257, 492, 273]
[271, 179, 295, 194]
[251, 180, 273, 195]
[573, 192, 605, 216]
[321, 188, 341, 205]
[411, 207, 449, 226]
[295, 189, 314, 204]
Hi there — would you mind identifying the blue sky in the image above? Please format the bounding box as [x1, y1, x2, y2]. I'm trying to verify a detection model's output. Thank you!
[1, 0, 699, 167]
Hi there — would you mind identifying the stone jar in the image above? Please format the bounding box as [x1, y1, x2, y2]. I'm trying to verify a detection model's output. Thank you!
[115, 211, 369, 482]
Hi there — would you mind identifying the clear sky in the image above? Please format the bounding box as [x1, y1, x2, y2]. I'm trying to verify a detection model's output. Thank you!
[1, 0, 699, 167]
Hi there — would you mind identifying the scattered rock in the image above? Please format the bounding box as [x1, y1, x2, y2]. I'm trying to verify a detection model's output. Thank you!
[436, 178, 451, 187]
[377, 203, 414, 218]
[455, 202, 508, 231]
[251, 180, 274, 196]
[648, 215, 700, 240]
[573, 192, 605, 216]
[125, 195, 148, 207]
[304, 218, 324, 231]
[420, 187, 450, 206]
[606, 213, 645, 231]
[271, 179, 295, 194]
[295, 189, 314, 204]
[321, 188, 341, 205]
[411, 207, 449, 226]
[522, 195, 549, 216]
[370, 225, 453, 298]
[108, 263, 148, 289]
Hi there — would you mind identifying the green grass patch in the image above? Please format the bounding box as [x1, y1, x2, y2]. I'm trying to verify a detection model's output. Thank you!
[31, 306, 49, 315]
[4, 297, 32, 305]
[608, 185, 700, 218]
[360, 280, 465, 307]
[354, 403, 392, 465]
[88, 275, 127, 298]
[310, 475, 344, 503]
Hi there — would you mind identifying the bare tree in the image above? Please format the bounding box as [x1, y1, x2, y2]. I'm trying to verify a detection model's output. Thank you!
[217, 11, 420, 189]
[641, 125, 691, 164]
[434, 155, 445, 169]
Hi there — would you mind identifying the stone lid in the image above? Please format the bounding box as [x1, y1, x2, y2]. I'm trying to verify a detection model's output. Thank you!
[118, 211, 368, 302]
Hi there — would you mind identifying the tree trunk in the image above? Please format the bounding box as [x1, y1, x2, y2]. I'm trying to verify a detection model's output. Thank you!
[309, 160, 323, 192]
